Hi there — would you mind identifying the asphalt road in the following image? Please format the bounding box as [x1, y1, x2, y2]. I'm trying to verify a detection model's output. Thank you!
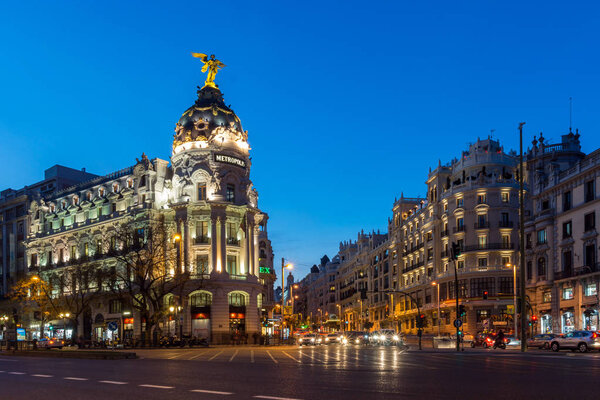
[1, 345, 599, 399]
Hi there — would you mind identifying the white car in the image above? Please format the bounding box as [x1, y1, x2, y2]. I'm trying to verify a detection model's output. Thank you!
[324, 333, 341, 344]
[550, 331, 600, 352]
[37, 338, 65, 349]
[298, 333, 322, 346]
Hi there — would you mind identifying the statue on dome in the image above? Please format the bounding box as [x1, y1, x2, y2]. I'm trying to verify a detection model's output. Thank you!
[191, 53, 226, 89]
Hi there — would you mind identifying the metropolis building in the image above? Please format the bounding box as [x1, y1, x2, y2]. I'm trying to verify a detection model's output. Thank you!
[23, 71, 275, 343]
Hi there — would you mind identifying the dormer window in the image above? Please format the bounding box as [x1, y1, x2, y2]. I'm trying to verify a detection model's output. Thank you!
[99, 188, 105, 197]
[87, 192, 92, 201]
[127, 179, 133, 189]
[61, 201, 66, 209]
[113, 183, 119, 193]
[50, 204, 56, 213]
[73, 196, 79, 205]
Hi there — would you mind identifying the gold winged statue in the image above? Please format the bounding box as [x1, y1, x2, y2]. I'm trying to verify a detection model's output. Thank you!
[191, 53, 226, 89]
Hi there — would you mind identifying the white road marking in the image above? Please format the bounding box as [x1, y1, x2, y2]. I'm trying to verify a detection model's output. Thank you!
[281, 351, 301, 363]
[188, 351, 206, 360]
[99, 380, 128, 385]
[251, 350, 255, 363]
[229, 350, 239, 362]
[64, 377, 88, 381]
[190, 389, 233, 395]
[8, 372, 26, 375]
[297, 351, 323, 363]
[167, 353, 184, 360]
[139, 384, 174, 389]
[253, 396, 303, 400]
[31, 374, 53, 378]
[208, 350, 224, 360]
[266, 350, 278, 364]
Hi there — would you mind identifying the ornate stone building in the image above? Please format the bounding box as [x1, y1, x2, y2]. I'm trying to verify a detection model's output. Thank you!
[24, 78, 275, 344]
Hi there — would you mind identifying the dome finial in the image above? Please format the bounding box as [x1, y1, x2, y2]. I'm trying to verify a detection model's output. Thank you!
[191, 52, 226, 89]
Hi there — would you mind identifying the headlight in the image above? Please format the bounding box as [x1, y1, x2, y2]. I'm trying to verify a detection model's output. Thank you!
[299, 339, 303, 342]
[342, 338, 348, 344]
[325, 338, 329, 341]
[337, 337, 342, 341]
[355, 338, 360, 344]
[393, 335, 399, 341]
[373, 335, 379, 341]
[311, 338, 315, 342]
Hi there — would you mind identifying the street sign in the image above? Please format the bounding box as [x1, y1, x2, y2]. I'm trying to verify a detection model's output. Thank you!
[506, 305, 515, 315]
[453, 319, 462, 328]
[283, 306, 293, 316]
[107, 321, 118, 331]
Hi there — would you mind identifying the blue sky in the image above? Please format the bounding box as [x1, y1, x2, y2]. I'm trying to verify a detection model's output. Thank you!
[1, 1, 599, 279]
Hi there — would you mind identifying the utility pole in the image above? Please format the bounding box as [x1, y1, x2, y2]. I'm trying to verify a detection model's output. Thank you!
[451, 242, 461, 352]
[281, 257, 285, 341]
[519, 122, 528, 352]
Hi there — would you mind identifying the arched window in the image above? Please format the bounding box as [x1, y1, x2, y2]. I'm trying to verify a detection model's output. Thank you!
[164, 294, 175, 308]
[228, 291, 248, 307]
[190, 291, 212, 307]
[537, 257, 546, 277]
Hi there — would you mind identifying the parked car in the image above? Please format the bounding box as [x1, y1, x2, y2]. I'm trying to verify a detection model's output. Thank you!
[37, 338, 65, 349]
[371, 329, 403, 346]
[298, 333, 322, 346]
[527, 334, 556, 349]
[550, 331, 600, 353]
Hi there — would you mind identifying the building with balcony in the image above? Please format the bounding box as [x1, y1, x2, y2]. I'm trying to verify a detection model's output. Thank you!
[525, 131, 600, 334]
[23, 78, 274, 344]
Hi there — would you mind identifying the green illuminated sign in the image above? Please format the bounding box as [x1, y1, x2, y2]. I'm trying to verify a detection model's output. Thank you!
[259, 267, 271, 274]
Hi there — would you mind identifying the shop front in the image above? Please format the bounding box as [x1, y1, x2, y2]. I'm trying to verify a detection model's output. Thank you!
[561, 309, 575, 333]
[191, 312, 210, 341]
[583, 309, 598, 331]
[540, 313, 552, 334]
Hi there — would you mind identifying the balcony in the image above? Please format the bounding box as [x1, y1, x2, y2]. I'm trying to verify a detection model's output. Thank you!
[440, 250, 449, 258]
[453, 226, 466, 233]
[194, 236, 211, 245]
[227, 237, 240, 246]
[462, 243, 515, 252]
[441, 229, 449, 237]
[498, 221, 514, 228]
[474, 222, 489, 229]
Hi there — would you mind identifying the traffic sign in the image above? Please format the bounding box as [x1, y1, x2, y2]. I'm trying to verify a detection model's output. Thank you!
[107, 321, 118, 331]
[453, 319, 463, 328]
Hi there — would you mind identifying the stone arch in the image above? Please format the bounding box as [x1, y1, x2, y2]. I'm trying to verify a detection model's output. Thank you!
[189, 290, 213, 307]
[228, 290, 249, 307]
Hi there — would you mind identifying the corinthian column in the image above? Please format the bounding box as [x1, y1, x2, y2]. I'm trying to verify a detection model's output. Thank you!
[211, 216, 218, 273]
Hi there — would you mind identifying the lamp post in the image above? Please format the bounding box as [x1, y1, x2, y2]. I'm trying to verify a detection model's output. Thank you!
[507, 263, 518, 339]
[519, 121, 527, 352]
[336, 304, 342, 332]
[173, 233, 182, 274]
[59, 312, 70, 340]
[432, 282, 440, 336]
[359, 300, 363, 331]
[280, 259, 293, 340]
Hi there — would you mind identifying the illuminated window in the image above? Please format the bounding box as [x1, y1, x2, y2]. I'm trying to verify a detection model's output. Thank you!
[127, 179, 133, 189]
[478, 235, 487, 248]
[477, 194, 487, 204]
[543, 291, 552, 303]
[478, 258, 488, 268]
[198, 184, 207, 201]
[563, 287, 574, 300]
[585, 284, 598, 297]
[501, 192, 509, 203]
[113, 183, 119, 193]
[190, 291, 212, 307]
[456, 198, 464, 208]
[226, 255, 238, 275]
[70, 245, 77, 261]
[226, 184, 235, 202]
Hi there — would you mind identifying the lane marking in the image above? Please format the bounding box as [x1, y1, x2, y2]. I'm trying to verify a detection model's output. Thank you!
[188, 351, 206, 360]
[167, 353, 185, 360]
[251, 350, 255, 363]
[64, 377, 88, 381]
[190, 389, 233, 395]
[8, 372, 26, 375]
[229, 350, 239, 362]
[31, 374, 53, 378]
[99, 380, 128, 385]
[266, 350, 278, 364]
[297, 351, 324, 363]
[208, 350, 224, 360]
[253, 396, 303, 400]
[281, 351, 301, 363]
[139, 384, 174, 389]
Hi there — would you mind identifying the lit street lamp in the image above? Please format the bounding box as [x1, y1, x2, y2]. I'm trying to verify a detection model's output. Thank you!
[506, 263, 518, 339]
[59, 312, 70, 340]
[432, 282, 440, 336]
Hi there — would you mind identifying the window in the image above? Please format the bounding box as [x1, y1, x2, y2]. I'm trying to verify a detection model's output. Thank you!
[190, 292, 212, 307]
[444, 203, 448, 212]
[457, 218, 464, 229]
[127, 179, 133, 189]
[470, 277, 494, 297]
[97, 240, 103, 255]
[585, 284, 598, 297]
[563, 221, 572, 238]
[543, 291, 552, 303]
[457, 260, 464, 269]
[537, 229, 547, 244]
[537, 257, 546, 277]
[226, 184, 235, 202]
[541, 200, 549, 210]
[526, 261, 532, 280]
[563, 251, 573, 274]
[478, 258, 488, 268]
[70, 245, 77, 261]
[498, 277, 513, 294]
[196, 254, 209, 275]
[502, 234, 511, 248]
[30, 253, 38, 267]
[584, 212, 596, 232]
[500, 212, 510, 227]
[226, 255, 238, 275]
[526, 234, 532, 249]
[476, 309, 490, 323]
[585, 180, 595, 202]
[585, 244, 596, 268]
[477, 214, 487, 228]
[109, 299, 122, 314]
[84, 242, 89, 257]
[563, 191, 572, 211]
[501, 256, 510, 267]
[478, 236, 487, 248]
[197, 184, 207, 201]
[112, 183, 119, 193]
[563, 287, 574, 300]
[196, 221, 209, 242]
[477, 194, 487, 204]
[229, 292, 246, 306]
[456, 198, 464, 208]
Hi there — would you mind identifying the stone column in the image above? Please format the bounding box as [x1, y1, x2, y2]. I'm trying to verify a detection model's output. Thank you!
[253, 225, 260, 277]
[211, 217, 218, 273]
[244, 216, 251, 276]
[220, 216, 227, 275]
[246, 288, 259, 338]
[183, 220, 190, 273]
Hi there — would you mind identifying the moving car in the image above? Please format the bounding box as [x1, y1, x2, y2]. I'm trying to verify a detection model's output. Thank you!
[324, 333, 341, 345]
[37, 338, 65, 349]
[527, 334, 555, 349]
[298, 333, 322, 346]
[342, 331, 369, 345]
[549, 331, 600, 353]
[371, 330, 403, 346]
[471, 332, 495, 348]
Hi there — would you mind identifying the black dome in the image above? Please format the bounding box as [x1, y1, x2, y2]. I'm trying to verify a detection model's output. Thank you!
[174, 86, 243, 145]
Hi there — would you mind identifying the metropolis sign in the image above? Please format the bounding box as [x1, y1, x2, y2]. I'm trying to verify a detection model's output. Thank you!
[214, 154, 246, 169]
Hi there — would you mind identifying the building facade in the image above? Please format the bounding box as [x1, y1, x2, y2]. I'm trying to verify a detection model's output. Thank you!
[23, 79, 275, 344]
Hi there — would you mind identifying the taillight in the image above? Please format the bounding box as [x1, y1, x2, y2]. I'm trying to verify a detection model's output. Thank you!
[592, 332, 598, 339]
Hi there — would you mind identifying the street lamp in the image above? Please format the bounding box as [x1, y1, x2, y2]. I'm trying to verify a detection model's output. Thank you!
[336, 304, 342, 332]
[59, 312, 70, 340]
[507, 263, 518, 339]
[280, 259, 292, 340]
[173, 233, 182, 274]
[432, 282, 440, 337]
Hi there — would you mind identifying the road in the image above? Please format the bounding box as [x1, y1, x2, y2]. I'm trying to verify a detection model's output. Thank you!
[1, 345, 599, 399]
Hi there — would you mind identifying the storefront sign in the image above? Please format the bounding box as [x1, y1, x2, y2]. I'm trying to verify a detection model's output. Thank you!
[214, 154, 246, 168]
[16, 328, 26, 341]
[229, 313, 245, 319]
[123, 318, 134, 325]
[259, 267, 271, 274]
[506, 305, 514, 315]
[192, 313, 210, 319]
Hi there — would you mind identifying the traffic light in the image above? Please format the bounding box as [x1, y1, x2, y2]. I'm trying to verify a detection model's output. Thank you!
[416, 313, 427, 328]
[458, 305, 466, 317]
[482, 290, 488, 300]
[531, 315, 538, 323]
[450, 242, 461, 261]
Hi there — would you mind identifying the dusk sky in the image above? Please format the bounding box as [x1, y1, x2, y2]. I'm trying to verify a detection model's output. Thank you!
[1, 1, 599, 279]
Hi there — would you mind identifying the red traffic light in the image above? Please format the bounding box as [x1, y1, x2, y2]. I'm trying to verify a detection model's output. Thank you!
[531, 315, 538, 322]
